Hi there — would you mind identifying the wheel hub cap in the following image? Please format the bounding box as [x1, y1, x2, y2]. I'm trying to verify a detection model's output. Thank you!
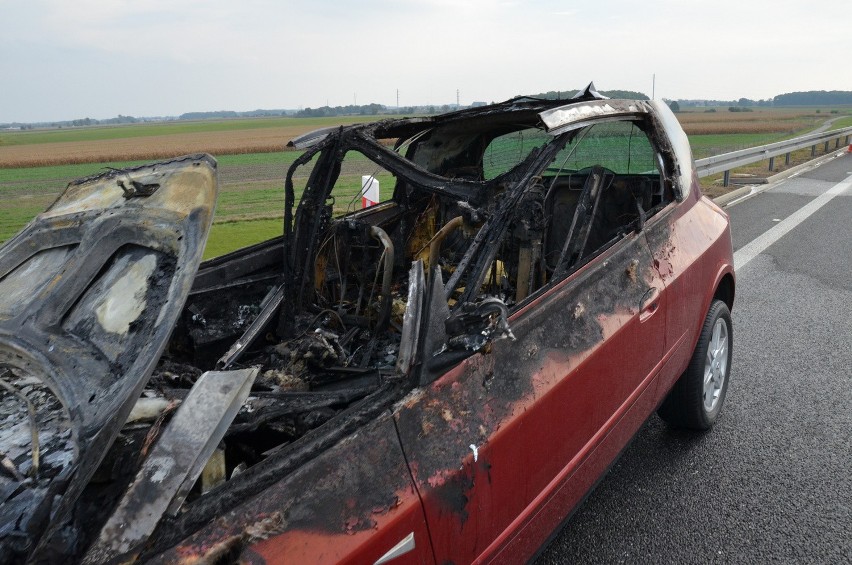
[703, 318, 729, 412]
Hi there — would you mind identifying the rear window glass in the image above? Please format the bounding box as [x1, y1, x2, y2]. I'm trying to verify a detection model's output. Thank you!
[483, 127, 551, 180]
[553, 121, 657, 175]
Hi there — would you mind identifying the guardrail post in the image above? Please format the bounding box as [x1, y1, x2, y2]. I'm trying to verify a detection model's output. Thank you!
[768, 156, 775, 171]
[785, 152, 791, 165]
[811, 145, 816, 157]
[824, 141, 830, 152]
[846, 135, 850, 145]
[723, 170, 730, 187]
[836, 138, 841, 149]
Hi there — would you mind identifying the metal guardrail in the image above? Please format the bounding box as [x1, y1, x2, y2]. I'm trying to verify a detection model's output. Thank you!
[695, 126, 852, 184]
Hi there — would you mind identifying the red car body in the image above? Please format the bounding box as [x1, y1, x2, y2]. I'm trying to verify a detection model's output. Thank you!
[0, 89, 734, 564]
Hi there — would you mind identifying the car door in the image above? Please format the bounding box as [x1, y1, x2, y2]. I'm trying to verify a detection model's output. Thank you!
[0, 155, 217, 561]
[393, 120, 668, 562]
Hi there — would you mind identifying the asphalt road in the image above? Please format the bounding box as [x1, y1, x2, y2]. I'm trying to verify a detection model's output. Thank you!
[537, 152, 852, 564]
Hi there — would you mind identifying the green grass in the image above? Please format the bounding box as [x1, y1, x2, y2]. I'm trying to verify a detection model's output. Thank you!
[686, 130, 825, 159]
[828, 116, 852, 130]
[0, 159, 150, 183]
[202, 219, 284, 260]
[0, 198, 55, 243]
[0, 153, 299, 198]
[687, 133, 785, 158]
[0, 149, 400, 258]
[0, 115, 392, 147]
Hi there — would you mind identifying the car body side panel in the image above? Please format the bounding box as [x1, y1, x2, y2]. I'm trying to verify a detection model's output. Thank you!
[151, 411, 434, 565]
[491, 194, 729, 561]
[393, 230, 666, 564]
[489, 359, 661, 562]
[646, 181, 735, 401]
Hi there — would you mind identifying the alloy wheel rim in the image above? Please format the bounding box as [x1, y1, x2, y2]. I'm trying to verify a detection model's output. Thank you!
[703, 318, 729, 412]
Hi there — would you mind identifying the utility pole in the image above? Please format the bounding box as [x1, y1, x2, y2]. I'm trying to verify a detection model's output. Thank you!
[396, 89, 399, 109]
[354, 93, 357, 106]
[652, 74, 655, 100]
[456, 89, 460, 108]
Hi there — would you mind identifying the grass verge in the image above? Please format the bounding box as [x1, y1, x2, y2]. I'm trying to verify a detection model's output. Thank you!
[203, 219, 284, 260]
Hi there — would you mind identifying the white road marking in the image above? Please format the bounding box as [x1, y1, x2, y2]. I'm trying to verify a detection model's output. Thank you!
[726, 188, 756, 207]
[734, 175, 852, 271]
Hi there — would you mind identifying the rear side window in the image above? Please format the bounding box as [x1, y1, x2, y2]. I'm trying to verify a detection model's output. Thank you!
[554, 121, 657, 174]
[482, 128, 551, 180]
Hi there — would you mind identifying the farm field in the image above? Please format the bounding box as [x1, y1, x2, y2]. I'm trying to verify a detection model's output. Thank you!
[0, 115, 393, 167]
[2, 107, 850, 257]
[0, 150, 394, 258]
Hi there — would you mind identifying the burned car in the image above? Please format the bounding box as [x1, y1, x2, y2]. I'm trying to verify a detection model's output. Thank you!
[0, 85, 735, 564]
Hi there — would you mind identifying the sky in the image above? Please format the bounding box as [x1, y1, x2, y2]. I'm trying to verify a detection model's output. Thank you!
[2, 0, 851, 123]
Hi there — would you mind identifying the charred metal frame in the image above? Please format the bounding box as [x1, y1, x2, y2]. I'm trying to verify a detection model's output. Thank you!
[278, 99, 686, 321]
[1, 93, 698, 563]
[153, 96, 691, 561]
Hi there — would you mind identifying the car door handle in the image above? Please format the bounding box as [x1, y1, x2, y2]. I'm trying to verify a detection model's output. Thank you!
[640, 286, 661, 322]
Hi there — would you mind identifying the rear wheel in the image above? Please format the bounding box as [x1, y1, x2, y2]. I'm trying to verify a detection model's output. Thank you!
[658, 299, 732, 430]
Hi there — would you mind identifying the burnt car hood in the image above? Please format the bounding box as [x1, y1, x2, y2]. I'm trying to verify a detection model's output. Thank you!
[0, 155, 217, 559]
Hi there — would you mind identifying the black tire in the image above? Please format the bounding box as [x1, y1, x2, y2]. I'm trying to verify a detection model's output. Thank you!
[658, 299, 733, 430]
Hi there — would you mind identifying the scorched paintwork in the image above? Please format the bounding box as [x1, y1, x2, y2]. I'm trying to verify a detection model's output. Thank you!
[0, 89, 734, 564]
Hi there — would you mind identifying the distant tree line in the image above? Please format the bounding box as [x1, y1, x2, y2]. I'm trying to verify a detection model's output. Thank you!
[0, 114, 146, 130]
[180, 110, 240, 120]
[678, 91, 852, 108]
[62, 115, 142, 126]
[295, 103, 386, 117]
[679, 98, 774, 108]
[63, 115, 142, 126]
[178, 109, 291, 119]
[773, 91, 852, 106]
